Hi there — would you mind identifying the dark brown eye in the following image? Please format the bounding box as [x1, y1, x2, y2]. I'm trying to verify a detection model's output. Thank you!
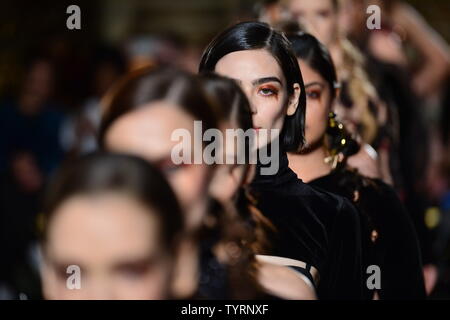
[318, 10, 330, 18]
[306, 90, 321, 100]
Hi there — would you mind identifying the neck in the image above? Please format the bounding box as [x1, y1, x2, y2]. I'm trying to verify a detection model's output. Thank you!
[287, 144, 331, 183]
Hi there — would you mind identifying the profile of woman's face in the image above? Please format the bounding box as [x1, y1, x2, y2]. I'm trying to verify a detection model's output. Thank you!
[104, 102, 211, 230]
[299, 60, 332, 150]
[287, 0, 338, 47]
[215, 49, 296, 147]
[41, 193, 172, 300]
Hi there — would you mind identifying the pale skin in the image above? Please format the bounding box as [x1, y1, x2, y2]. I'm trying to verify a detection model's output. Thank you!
[41, 193, 174, 300]
[286, 0, 338, 48]
[215, 49, 301, 148]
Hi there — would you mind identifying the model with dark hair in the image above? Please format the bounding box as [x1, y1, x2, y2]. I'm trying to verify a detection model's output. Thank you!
[40, 152, 185, 299]
[287, 32, 426, 299]
[199, 21, 363, 299]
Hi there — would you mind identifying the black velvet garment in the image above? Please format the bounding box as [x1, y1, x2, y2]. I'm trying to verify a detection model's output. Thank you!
[250, 146, 363, 299]
[310, 168, 426, 299]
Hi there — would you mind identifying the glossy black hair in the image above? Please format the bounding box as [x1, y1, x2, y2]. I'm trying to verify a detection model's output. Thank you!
[198, 21, 306, 152]
[41, 152, 184, 251]
[287, 32, 338, 101]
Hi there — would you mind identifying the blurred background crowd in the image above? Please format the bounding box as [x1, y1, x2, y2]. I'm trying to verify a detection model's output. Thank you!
[0, 0, 449, 299]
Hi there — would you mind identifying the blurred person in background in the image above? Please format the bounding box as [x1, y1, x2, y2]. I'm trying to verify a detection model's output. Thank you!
[338, 0, 450, 295]
[99, 67, 262, 299]
[61, 47, 126, 156]
[0, 56, 67, 299]
[39, 152, 185, 299]
[280, 0, 393, 185]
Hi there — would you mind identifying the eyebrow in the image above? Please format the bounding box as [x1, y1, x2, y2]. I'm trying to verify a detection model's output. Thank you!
[113, 255, 157, 270]
[50, 260, 85, 273]
[305, 81, 326, 89]
[251, 77, 283, 86]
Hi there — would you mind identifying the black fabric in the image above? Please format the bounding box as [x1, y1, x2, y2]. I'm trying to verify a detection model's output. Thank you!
[288, 265, 316, 289]
[197, 239, 229, 300]
[310, 168, 426, 299]
[250, 146, 363, 299]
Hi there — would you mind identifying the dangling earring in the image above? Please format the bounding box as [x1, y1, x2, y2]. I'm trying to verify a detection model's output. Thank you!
[324, 112, 345, 170]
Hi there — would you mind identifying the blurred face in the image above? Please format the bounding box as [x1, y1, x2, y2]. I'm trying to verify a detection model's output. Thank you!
[42, 193, 171, 300]
[215, 49, 300, 147]
[208, 121, 253, 204]
[105, 102, 211, 230]
[287, 0, 338, 47]
[337, 0, 366, 38]
[21, 60, 54, 111]
[333, 85, 362, 137]
[299, 60, 333, 150]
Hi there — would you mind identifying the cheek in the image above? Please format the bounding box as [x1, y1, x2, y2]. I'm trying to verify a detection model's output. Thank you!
[254, 95, 286, 129]
[305, 100, 329, 142]
[209, 167, 237, 203]
[167, 165, 210, 213]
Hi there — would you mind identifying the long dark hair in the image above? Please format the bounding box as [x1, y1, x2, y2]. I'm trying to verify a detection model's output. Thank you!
[41, 152, 184, 252]
[198, 21, 307, 152]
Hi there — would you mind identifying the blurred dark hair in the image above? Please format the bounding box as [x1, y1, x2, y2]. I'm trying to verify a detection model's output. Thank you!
[198, 21, 306, 152]
[200, 72, 253, 133]
[98, 66, 219, 148]
[41, 152, 184, 251]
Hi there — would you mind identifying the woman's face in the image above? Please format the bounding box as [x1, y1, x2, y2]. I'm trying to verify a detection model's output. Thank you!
[215, 49, 299, 147]
[105, 102, 211, 230]
[41, 193, 172, 300]
[299, 60, 333, 150]
[287, 0, 338, 47]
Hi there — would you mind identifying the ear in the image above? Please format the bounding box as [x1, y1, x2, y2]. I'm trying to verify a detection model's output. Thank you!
[286, 83, 301, 116]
